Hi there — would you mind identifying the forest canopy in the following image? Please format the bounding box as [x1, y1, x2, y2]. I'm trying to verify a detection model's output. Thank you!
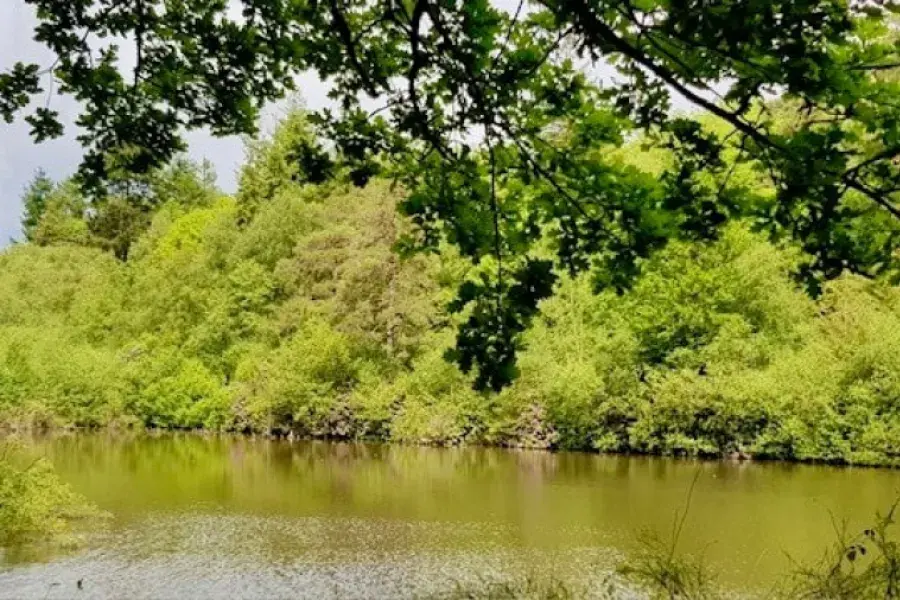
[7, 0, 900, 388]
[2, 111, 900, 466]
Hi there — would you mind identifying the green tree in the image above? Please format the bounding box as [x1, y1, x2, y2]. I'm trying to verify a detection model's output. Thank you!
[89, 153, 222, 260]
[236, 111, 336, 223]
[20, 169, 54, 241]
[29, 181, 90, 247]
[7, 1, 900, 387]
[6, 109, 900, 463]
[20, 156, 221, 260]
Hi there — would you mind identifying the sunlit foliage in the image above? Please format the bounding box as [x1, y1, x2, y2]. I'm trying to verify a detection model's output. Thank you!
[7, 1, 900, 388]
[0, 444, 98, 545]
[6, 112, 900, 464]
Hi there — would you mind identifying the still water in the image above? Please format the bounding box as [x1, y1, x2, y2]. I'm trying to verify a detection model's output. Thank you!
[2, 434, 900, 598]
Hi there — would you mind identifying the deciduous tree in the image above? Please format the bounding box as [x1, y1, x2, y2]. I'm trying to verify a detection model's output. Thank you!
[6, 0, 900, 387]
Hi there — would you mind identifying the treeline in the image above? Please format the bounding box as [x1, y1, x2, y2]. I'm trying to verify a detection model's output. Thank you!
[3, 112, 900, 465]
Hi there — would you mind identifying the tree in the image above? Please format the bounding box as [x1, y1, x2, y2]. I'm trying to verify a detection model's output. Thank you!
[28, 181, 91, 247]
[19, 155, 220, 260]
[89, 154, 220, 260]
[6, 0, 900, 388]
[20, 169, 55, 242]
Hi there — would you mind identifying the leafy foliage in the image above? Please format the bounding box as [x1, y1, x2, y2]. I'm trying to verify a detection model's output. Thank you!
[7, 1, 900, 386]
[5, 111, 900, 466]
[19, 169, 54, 241]
[0, 444, 99, 546]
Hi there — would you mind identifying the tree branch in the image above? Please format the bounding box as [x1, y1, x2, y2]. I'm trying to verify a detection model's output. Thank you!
[327, 0, 384, 96]
[562, 0, 781, 154]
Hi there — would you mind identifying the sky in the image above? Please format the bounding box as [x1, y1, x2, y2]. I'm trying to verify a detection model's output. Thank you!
[0, 0, 703, 247]
[0, 0, 540, 247]
[0, 2, 333, 246]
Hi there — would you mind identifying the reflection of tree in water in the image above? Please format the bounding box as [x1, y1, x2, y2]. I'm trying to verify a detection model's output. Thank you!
[21, 434, 900, 592]
[514, 448, 560, 489]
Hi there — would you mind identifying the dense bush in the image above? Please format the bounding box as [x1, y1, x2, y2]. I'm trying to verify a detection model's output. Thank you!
[0, 444, 98, 545]
[5, 113, 900, 465]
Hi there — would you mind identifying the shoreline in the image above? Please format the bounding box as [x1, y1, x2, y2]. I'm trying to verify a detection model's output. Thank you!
[6, 425, 899, 471]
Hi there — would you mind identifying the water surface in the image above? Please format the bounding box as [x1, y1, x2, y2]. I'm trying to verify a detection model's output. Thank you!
[2, 434, 900, 598]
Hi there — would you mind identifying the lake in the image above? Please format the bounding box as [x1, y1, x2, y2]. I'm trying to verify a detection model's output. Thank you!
[2, 434, 899, 598]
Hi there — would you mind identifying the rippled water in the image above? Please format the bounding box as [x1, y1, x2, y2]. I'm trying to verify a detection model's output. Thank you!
[2, 434, 900, 598]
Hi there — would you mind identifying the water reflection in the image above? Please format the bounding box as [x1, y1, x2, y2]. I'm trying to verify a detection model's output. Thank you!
[2, 433, 900, 597]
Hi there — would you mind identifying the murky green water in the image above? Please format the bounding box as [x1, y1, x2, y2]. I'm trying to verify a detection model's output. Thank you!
[2, 434, 900, 598]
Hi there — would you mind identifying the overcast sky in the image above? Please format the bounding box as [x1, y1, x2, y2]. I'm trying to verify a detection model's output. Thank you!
[0, 2, 336, 246]
[1, 1, 705, 247]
